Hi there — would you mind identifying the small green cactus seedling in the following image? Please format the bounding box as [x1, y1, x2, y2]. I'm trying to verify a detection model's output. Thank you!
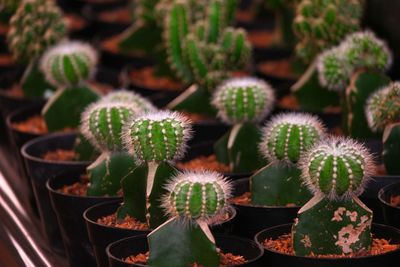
[148, 171, 233, 267]
[101, 90, 156, 114]
[79, 101, 141, 196]
[250, 113, 325, 206]
[40, 41, 100, 132]
[293, 137, 374, 256]
[365, 82, 400, 175]
[0, 0, 21, 23]
[212, 77, 275, 173]
[7, 0, 66, 97]
[117, 111, 193, 228]
[293, 0, 364, 64]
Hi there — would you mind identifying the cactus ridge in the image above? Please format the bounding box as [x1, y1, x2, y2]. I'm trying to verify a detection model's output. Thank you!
[162, 170, 232, 224]
[260, 113, 325, 164]
[102, 90, 156, 112]
[122, 111, 192, 163]
[7, 0, 66, 63]
[212, 77, 275, 124]
[365, 82, 400, 132]
[40, 41, 98, 87]
[81, 102, 141, 152]
[299, 137, 375, 200]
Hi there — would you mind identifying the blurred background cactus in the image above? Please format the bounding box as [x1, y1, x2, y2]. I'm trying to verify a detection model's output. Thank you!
[7, 0, 66, 97]
[293, 137, 374, 256]
[212, 77, 274, 173]
[148, 171, 232, 267]
[116, 111, 193, 229]
[249, 112, 325, 206]
[40, 41, 100, 131]
[0, 0, 20, 23]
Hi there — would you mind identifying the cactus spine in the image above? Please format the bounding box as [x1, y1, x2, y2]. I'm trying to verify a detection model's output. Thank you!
[102, 90, 156, 113]
[293, 137, 375, 256]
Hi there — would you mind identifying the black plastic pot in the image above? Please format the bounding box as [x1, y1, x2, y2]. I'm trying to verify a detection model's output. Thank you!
[231, 178, 300, 239]
[255, 223, 400, 267]
[107, 234, 264, 267]
[379, 182, 400, 228]
[78, 0, 129, 14]
[21, 132, 91, 254]
[47, 172, 122, 267]
[84, 200, 237, 267]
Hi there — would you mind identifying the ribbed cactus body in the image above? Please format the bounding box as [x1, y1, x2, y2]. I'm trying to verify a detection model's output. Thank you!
[293, 0, 363, 63]
[260, 113, 324, 164]
[300, 137, 374, 200]
[123, 111, 192, 163]
[41, 41, 98, 87]
[7, 0, 66, 63]
[102, 90, 156, 112]
[212, 77, 275, 124]
[81, 102, 141, 152]
[366, 83, 400, 132]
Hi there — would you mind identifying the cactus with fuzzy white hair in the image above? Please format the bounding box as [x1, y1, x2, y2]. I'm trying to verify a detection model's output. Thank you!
[7, 0, 66, 97]
[101, 90, 156, 112]
[147, 170, 233, 267]
[116, 111, 193, 229]
[212, 77, 274, 173]
[250, 112, 324, 206]
[292, 137, 374, 256]
[40, 41, 100, 132]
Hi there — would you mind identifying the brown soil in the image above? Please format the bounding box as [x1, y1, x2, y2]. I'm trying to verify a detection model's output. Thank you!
[390, 195, 400, 208]
[235, 9, 255, 24]
[248, 30, 274, 49]
[59, 175, 89, 196]
[130, 67, 183, 91]
[12, 115, 48, 134]
[230, 192, 297, 207]
[98, 7, 131, 24]
[3, 84, 24, 98]
[64, 14, 86, 32]
[177, 155, 231, 173]
[264, 234, 400, 258]
[101, 34, 145, 57]
[97, 213, 149, 230]
[42, 149, 76, 161]
[0, 22, 8, 34]
[257, 59, 297, 79]
[0, 54, 14, 66]
[125, 251, 246, 266]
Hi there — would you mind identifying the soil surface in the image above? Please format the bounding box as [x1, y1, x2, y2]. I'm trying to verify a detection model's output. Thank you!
[101, 34, 145, 57]
[257, 59, 297, 79]
[59, 175, 89, 196]
[264, 234, 400, 258]
[390, 195, 400, 208]
[0, 22, 8, 34]
[235, 8, 255, 24]
[42, 149, 76, 161]
[12, 115, 48, 134]
[125, 251, 246, 266]
[177, 155, 231, 173]
[97, 213, 149, 230]
[0, 54, 14, 67]
[130, 67, 183, 91]
[64, 14, 86, 32]
[98, 7, 131, 24]
[230, 192, 297, 207]
[248, 30, 274, 49]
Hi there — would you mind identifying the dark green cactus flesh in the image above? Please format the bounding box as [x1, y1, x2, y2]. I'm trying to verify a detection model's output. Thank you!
[40, 41, 98, 87]
[81, 102, 141, 152]
[300, 137, 374, 200]
[293, 0, 363, 63]
[382, 123, 400, 175]
[366, 82, 400, 132]
[102, 90, 156, 112]
[0, 0, 21, 23]
[260, 113, 325, 164]
[123, 111, 192, 163]
[212, 77, 275, 125]
[7, 0, 66, 64]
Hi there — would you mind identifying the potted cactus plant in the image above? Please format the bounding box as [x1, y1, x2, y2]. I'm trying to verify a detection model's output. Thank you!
[230, 112, 326, 238]
[256, 137, 400, 266]
[106, 170, 263, 267]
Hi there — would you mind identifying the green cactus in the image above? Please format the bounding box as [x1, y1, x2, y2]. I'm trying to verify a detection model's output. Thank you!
[250, 113, 324, 206]
[0, 0, 21, 23]
[80, 101, 141, 196]
[165, 0, 252, 116]
[117, 111, 193, 228]
[382, 123, 400, 175]
[40, 41, 100, 132]
[7, 0, 66, 97]
[293, 137, 375, 256]
[293, 0, 364, 64]
[148, 171, 232, 267]
[102, 90, 156, 113]
[212, 77, 274, 173]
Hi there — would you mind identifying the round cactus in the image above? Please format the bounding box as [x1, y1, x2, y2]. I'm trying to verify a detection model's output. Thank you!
[365, 82, 400, 132]
[299, 137, 375, 200]
[293, 0, 363, 63]
[259, 113, 325, 164]
[102, 90, 156, 113]
[7, 0, 66, 63]
[212, 77, 275, 125]
[317, 47, 352, 91]
[122, 111, 192, 163]
[81, 102, 142, 152]
[342, 31, 392, 72]
[40, 41, 98, 87]
[163, 170, 232, 224]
